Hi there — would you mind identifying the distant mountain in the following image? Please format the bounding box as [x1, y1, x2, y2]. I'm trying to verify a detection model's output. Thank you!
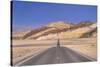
[70, 21, 95, 30]
[80, 27, 97, 38]
[45, 21, 73, 29]
[12, 21, 97, 40]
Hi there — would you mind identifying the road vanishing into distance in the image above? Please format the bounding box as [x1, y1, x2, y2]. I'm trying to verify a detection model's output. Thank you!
[16, 46, 93, 66]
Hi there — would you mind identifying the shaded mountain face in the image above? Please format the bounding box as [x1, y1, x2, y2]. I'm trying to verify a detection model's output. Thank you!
[70, 21, 95, 30]
[80, 27, 97, 38]
[12, 21, 97, 40]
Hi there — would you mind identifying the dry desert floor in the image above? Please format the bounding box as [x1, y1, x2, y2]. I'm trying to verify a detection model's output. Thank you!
[12, 38, 97, 64]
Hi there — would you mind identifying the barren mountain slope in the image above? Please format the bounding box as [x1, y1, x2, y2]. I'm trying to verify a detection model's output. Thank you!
[12, 21, 97, 40]
[36, 23, 97, 40]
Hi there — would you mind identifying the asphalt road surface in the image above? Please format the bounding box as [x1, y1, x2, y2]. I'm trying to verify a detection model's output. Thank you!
[18, 47, 92, 66]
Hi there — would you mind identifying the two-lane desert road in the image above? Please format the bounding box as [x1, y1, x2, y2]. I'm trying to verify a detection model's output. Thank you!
[16, 47, 93, 66]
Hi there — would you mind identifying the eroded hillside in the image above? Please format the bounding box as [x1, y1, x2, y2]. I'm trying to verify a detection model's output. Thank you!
[12, 21, 97, 40]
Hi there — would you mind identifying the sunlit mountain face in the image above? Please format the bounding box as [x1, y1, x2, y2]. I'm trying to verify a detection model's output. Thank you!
[12, 21, 97, 40]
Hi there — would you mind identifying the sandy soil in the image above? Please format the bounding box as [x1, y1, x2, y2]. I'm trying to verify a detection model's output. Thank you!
[64, 44, 97, 59]
[12, 46, 52, 64]
[13, 47, 39, 59]
[12, 46, 52, 59]
[62, 38, 97, 59]
[12, 39, 57, 64]
[12, 38, 97, 64]
[12, 39, 57, 46]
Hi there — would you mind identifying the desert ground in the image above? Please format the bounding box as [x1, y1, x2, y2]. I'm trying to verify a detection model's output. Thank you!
[12, 46, 52, 64]
[12, 37, 97, 65]
[12, 40, 56, 64]
[61, 38, 97, 59]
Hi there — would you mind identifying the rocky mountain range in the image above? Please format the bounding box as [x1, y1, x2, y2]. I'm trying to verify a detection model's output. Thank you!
[12, 21, 97, 40]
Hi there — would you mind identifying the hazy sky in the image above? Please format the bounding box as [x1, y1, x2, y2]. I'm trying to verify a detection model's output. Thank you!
[11, 1, 97, 31]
